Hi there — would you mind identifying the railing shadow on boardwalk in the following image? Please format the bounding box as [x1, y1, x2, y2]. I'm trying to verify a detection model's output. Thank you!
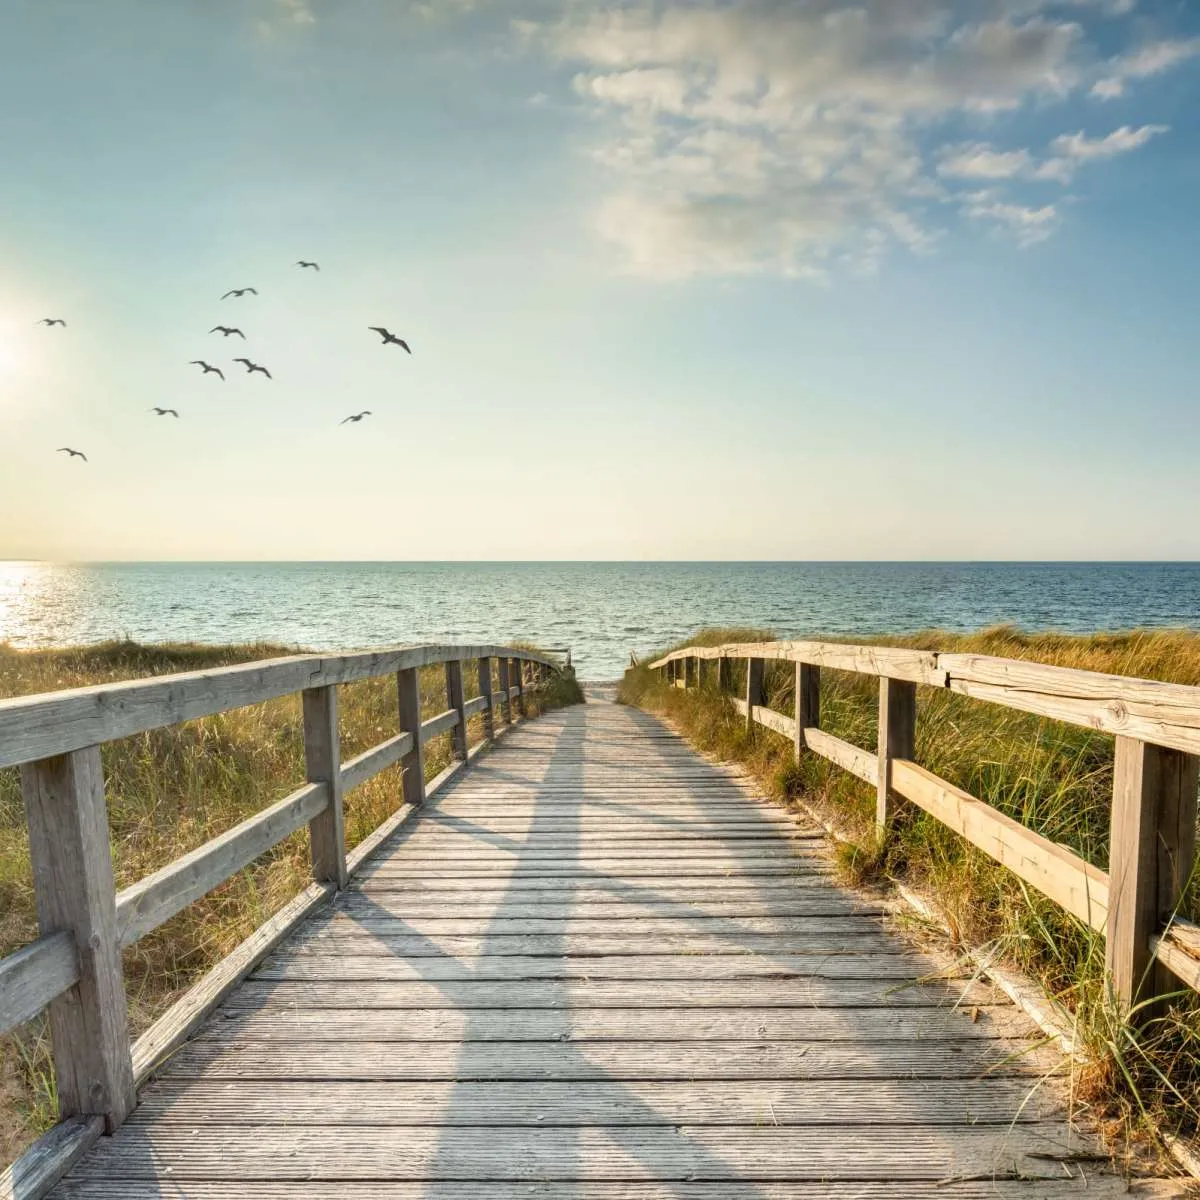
[132, 698, 1094, 1190]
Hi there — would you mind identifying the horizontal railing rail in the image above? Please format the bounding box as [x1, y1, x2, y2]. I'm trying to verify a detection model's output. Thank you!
[0, 643, 562, 1153]
[650, 639, 1200, 1016]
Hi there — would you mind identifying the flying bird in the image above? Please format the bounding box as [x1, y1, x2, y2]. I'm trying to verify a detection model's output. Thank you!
[150, 407, 179, 417]
[209, 325, 246, 339]
[233, 358, 272, 379]
[368, 327, 411, 353]
[341, 411, 372, 424]
[221, 287, 258, 299]
[38, 318, 66, 327]
[189, 360, 225, 379]
[57, 447, 87, 461]
[295, 260, 320, 271]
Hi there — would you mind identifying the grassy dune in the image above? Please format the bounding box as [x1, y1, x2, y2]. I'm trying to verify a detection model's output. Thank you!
[0, 640, 583, 1163]
[620, 626, 1200, 1152]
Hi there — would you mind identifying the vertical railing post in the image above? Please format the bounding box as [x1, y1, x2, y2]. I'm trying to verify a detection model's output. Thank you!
[794, 662, 821, 765]
[20, 747, 135, 1131]
[397, 666, 426, 807]
[478, 656, 495, 742]
[745, 657, 765, 734]
[498, 657, 512, 725]
[513, 657, 526, 719]
[696, 657, 708, 690]
[877, 677, 916, 834]
[445, 658, 468, 761]
[303, 685, 347, 889]
[717, 654, 730, 695]
[1107, 736, 1200, 1017]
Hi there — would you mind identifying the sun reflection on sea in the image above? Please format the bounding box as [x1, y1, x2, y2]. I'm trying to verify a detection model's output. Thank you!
[0, 563, 82, 648]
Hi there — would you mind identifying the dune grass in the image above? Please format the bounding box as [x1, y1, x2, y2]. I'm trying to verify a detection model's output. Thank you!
[620, 626, 1200, 1155]
[0, 639, 583, 1164]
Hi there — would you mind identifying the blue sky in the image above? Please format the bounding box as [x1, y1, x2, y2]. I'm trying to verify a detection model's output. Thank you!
[1, 0, 1198, 560]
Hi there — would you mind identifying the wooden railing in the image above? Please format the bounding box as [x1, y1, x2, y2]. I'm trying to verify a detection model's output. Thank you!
[651, 639, 1200, 1016]
[0, 643, 562, 1141]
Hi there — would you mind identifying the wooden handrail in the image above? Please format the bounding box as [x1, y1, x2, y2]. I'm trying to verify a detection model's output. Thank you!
[655, 638, 1200, 1016]
[0, 643, 562, 1138]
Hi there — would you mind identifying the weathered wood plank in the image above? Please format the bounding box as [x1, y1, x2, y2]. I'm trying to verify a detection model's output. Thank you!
[890, 760, 1108, 932]
[2, 1115, 103, 1200]
[0, 932, 79, 1037]
[877, 677, 916, 831]
[21, 748, 135, 1131]
[60, 1125, 1116, 1182]
[159, 1036, 1040, 1082]
[303, 685, 347, 889]
[0, 644, 555, 771]
[421, 707, 460, 742]
[196, 1003, 1032, 1044]
[251, 951, 935, 982]
[129, 882, 335, 1084]
[340, 731, 414, 794]
[652, 641, 945, 686]
[222, 974, 1002, 1013]
[396, 667, 425, 807]
[803, 727, 878, 784]
[1107, 737, 1199, 1011]
[47, 1182, 1188, 1200]
[114, 782, 327, 946]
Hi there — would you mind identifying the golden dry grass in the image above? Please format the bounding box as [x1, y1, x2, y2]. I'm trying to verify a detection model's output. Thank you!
[0, 640, 582, 1164]
[619, 626, 1200, 1155]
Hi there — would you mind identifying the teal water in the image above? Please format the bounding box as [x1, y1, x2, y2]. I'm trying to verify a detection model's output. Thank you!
[2, 561, 1198, 680]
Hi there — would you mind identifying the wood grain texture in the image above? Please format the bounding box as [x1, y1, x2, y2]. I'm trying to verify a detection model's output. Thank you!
[0, 932, 78, 1037]
[877, 677, 916, 831]
[794, 661, 820, 762]
[477, 656, 495, 740]
[890, 760, 1108, 931]
[114, 782, 328, 946]
[0, 644, 556, 771]
[396, 667, 426, 808]
[303, 685, 347, 889]
[1107, 737, 1200, 1011]
[1, 1115, 102, 1200]
[340, 730, 414, 793]
[44, 697, 1172, 1198]
[21, 748, 135, 1131]
[803, 727, 879, 785]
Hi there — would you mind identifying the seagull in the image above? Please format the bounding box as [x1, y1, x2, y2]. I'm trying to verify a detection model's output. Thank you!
[38, 318, 66, 327]
[233, 358, 272, 379]
[189, 360, 225, 379]
[150, 407, 180, 417]
[368, 327, 411, 353]
[209, 325, 246, 339]
[341, 411, 372, 424]
[57, 447, 87, 461]
[296, 260, 320, 271]
[221, 287, 258, 299]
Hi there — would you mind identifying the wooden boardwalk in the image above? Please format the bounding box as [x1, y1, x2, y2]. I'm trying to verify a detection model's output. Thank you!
[50, 692, 1184, 1197]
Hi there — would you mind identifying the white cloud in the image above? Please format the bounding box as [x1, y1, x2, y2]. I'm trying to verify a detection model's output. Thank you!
[1092, 37, 1200, 98]
[1051, 123, 1168, 159]
[938, 143, 1032, 179]
[529, 2, 1195, 276]
[966, 199, 1060, 246]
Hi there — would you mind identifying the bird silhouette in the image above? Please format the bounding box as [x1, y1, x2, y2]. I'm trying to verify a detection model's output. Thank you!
[57, 447, 87, 461]
[233, 358, 272, 379]
[296, 261, 320, 271]
[189, 360, 225, 379]
[341, 411, 372, 424]
[368, 327, 411, 353]
[209, 325, 246, 339]
[221, 288, 258, 299]
[38, 318, 66, 327]
[150, 407, 180, 417]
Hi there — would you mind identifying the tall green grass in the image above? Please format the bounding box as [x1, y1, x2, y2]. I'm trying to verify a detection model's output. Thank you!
[619, 626, 1200, 1152]
[0, 640, 583, 1163]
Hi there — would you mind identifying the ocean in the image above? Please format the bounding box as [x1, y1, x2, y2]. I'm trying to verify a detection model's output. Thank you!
[2, 561, 1199, 680]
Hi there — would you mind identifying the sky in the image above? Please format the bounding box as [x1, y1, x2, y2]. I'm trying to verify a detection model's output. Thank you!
[1, 0, 1199, 561]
